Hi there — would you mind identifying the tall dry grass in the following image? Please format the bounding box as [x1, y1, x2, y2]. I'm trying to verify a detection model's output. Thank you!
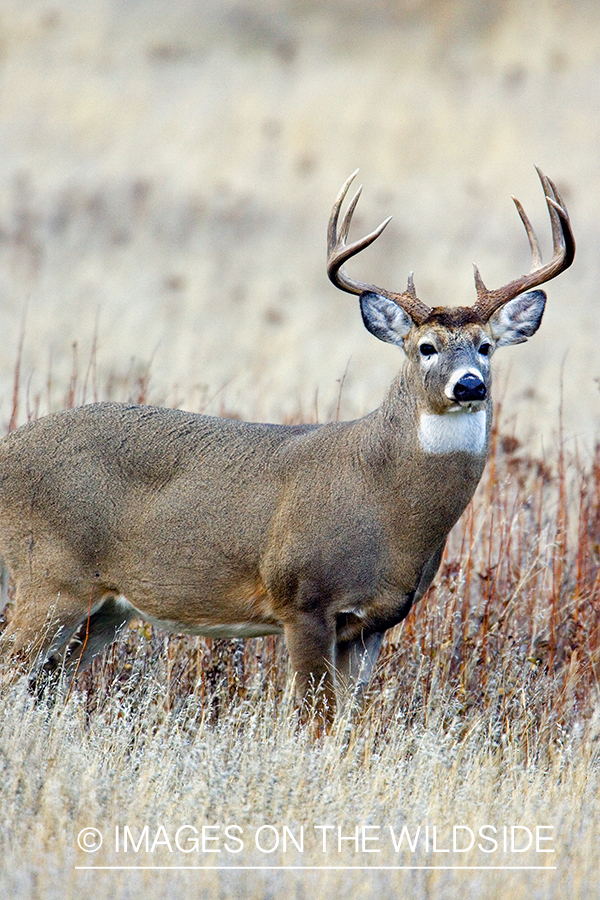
[0, 356, 599, 899]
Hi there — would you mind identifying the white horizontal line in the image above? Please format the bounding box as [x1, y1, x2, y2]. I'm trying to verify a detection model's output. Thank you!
[75, 865, 557, 871]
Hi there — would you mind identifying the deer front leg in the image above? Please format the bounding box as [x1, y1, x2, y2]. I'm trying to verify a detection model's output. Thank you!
[283, 608, 337, 726]
[335, 630, 384, 710]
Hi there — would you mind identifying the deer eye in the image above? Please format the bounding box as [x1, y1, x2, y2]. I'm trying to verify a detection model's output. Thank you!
[478, 342, 492, 357]
[419, 343, 437, 358]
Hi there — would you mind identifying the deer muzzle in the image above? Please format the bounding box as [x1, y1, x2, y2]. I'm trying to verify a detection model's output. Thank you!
[452, 372, 487, 404]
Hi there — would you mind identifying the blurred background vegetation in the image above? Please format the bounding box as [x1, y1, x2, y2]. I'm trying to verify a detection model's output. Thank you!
[0, 0, 597, 445]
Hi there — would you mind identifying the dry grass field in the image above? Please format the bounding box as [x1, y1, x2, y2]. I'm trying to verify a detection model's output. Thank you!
[1, 401, 600, 898]
[1, 1, 600, 897]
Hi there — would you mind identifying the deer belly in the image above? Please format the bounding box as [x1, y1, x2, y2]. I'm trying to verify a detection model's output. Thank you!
[112, 575, 283, 638]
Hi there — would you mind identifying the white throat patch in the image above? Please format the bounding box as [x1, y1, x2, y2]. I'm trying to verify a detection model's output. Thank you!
[418, 409, 487, 455]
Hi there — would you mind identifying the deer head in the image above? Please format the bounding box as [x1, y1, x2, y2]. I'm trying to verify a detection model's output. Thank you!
[327, 168, 575, 423]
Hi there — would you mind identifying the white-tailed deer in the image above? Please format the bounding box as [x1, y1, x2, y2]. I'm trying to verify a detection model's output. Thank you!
[0, 169, 574, 720]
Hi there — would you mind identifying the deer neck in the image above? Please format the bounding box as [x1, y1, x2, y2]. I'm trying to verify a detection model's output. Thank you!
[378, 372, 490, 455]
[374, 377, 490, 457]
[355, 374, 490, 556]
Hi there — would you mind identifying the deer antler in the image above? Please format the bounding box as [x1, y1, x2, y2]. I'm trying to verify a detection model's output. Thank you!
[472, 168, 575, 322]
[327, 170, 432, 325]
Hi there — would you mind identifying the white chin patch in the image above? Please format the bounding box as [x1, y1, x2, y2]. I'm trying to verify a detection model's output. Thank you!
[418, 409, 487, 455]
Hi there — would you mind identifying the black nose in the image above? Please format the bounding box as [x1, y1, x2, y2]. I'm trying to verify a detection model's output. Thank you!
[453, 373, 486, 403]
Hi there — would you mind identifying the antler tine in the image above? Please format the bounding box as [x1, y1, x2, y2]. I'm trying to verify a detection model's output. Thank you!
[472, 167, 575, 322]
[512, 195, 542, 269]
[544, 172, 571, 257]
[339, 184, 364, 244]
[537, 167, 565, 259]
[327, 171, 432, 324]
[327, 169, 358, 265]
[327, 171, 392, 294]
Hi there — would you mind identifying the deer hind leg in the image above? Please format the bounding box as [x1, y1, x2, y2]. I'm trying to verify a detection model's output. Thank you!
[1, 581, 86, 666]
[35, 595, 135, 691]
[335, 630, 384, 711]
[1, 580, 133, 696]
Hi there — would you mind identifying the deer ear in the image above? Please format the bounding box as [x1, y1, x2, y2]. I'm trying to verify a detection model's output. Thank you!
[360, 291, 414, 349]
[489, 290, 546, 347]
